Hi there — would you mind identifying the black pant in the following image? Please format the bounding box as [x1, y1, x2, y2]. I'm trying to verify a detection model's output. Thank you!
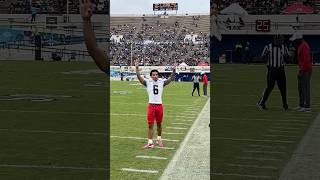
[31, 14, 36, 22]
[192, 83, 200, 96]
[260, 67, 287, 106]
[298, 71, 312, 108]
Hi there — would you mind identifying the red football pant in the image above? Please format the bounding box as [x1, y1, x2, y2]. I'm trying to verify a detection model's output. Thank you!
[147, 104, 163, 125]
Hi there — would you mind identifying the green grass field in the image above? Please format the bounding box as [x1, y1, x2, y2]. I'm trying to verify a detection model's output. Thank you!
[110, 81, 209, 180]
[0, 60, 210, 179]
[0, 60, 108, 180]
[212, 64, 320, 180]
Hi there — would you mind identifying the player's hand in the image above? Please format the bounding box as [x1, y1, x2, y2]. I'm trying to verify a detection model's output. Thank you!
[79, 0, 93, 21]
[133, 56, 139, 68]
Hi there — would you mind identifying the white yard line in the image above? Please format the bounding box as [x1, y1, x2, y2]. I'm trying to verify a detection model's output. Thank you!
[243, 150, 286, 155]
[163, 132, 184, 135]
[111, 101, 194, 107]
[279, 113, 320, 180]
[121, 168, 158, 174]
[174, 120, 194, 122]
[248, 144, 287, 149]
[237, 157, 283, 161]
[0, 164, 108, 171]
[160, 99, 210, 180]
[110, 135, 179, 142]
[166, 127, 188, 130]
[270, 127, 302, 130]
[227, 163, 278, 170]
[268, 129, 297, 133]
[213, 137, 294, 143]
[136, 156, 167, 160]
[263, 134, 299, 138]
[171, 123, 192, 126]
[155, 146, 175, 150]
[211, 172, 272, 179]
[0, 109, 106, 116]
[0, 129, 107, 136]
[111, 113, 193, 119]
[214, 117, 308, 123]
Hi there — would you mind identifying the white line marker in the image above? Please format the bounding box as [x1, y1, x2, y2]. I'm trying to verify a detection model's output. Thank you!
[275, 123, 307, 127]
[112, 102, 193, 107]
[175, 120, 193, 122]
[0, 164, 108, 171]
[136, 156, 167, 160]
[215, 117, 307, 123]
[0, 129, 107, 136]
[171, 123, 191, 126]
[121, 168, 158, 174]
[238, 157, 282, 161]
[243, 150, 286, 154]
[263, 134, 299, 138]
[213, 137, 294, 143]
[270, 127, 302, 130]
[166, 127, 188, 130]
[268, 129, 297, 133]
[155, 147, 175, 150]
[227, 163, 278, 170]
[160, 99, 210, 180]
[111, 113, 192, 118]
[110, 135, 179, 142]
[164, 132, 184, 135]
[0, 109, 106, 116]
[248, 144, 287, 149]
[211, 172, 272, 179]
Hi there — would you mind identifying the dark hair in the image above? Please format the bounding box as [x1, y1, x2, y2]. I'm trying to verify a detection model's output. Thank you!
[150, 69, 159, 76]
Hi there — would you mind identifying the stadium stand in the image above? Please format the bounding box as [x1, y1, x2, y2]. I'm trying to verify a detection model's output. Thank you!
[0, 13, 209, 65]
[0, 0, 109, 14]
[110, 15, 210, 66]
[215, 0, 320, 14]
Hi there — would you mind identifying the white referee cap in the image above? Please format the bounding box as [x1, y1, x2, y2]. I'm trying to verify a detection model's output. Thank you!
[290, 32, 303, 41]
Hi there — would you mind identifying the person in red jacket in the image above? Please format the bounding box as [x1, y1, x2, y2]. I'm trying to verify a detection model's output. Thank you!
[290, 33, 312, 112]
[202, 73, 208, 96]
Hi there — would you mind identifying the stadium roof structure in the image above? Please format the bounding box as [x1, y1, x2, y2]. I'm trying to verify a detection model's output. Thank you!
[220, 3, 248, 16]
[282, 2, 315, 14]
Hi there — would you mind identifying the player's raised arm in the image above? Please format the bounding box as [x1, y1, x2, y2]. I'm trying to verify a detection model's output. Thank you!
[135, 58, 146, 86]
[80, 0, 108, 72]
[164, 64, 176, 86]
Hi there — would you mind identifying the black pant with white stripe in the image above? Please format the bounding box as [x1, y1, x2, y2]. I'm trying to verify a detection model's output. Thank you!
[260, 67, 287, 107]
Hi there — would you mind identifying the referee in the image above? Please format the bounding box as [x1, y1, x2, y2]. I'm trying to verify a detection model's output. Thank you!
[257, 35, 289, 110]
[192, 74, 200, 96]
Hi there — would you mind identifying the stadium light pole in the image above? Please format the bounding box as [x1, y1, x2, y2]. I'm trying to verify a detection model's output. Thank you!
[130, 42, 133, 66]
[66, 0, 69, 23]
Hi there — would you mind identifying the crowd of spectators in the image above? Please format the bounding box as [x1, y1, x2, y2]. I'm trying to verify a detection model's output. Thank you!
[110, 22, 209, 66]
[5, 0, 109, 14]
[215, 0, 319, 14]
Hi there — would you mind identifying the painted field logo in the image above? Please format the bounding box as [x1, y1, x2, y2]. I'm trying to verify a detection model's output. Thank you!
[0, 94, 72, 102]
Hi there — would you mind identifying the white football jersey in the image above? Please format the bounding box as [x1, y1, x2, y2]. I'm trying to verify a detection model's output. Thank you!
[145, 78, 166, 104]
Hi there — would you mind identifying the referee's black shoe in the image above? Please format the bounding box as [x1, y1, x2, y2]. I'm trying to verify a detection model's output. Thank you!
[257, 102, 266, 110]
[283, 104, 289, 111]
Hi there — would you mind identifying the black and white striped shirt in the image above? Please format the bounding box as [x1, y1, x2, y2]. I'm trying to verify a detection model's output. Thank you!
[262, 43, 289, 68]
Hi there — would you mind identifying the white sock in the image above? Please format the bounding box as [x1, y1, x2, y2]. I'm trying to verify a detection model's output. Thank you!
[157, 136, 161, 141]
[148, 139, 153, 144]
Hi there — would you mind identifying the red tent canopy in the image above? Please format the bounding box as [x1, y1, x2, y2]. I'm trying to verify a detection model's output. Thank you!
[282, 2, 315, 14]
[198, 61, 209, 66]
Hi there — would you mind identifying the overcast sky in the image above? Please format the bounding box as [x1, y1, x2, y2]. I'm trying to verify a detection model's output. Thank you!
[110, 0, 210, 15]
